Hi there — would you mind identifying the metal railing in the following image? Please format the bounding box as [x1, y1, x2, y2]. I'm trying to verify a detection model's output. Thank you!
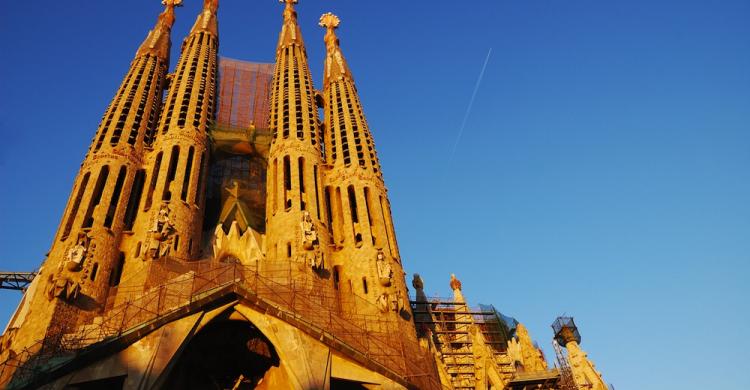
[1, 260, 442, 389]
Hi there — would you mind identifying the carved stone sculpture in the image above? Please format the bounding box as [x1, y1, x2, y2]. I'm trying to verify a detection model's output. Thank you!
[45, 232, 94, 302]
[64, 232, 90, 271]
[391, 290, 405, 313]
[376, 293, 389, 313]
[450, 273, 462, 292]
[376, 250, 393, 286]
[308, 250, 324, 271]
[148, 204, 176, 259]
[412, 273, 424, 290]
[47, 274, 81, 302]
[300, 211, 318, 250]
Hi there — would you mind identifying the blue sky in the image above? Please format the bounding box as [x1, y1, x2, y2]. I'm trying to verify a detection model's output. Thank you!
[1, 1, 749, 388]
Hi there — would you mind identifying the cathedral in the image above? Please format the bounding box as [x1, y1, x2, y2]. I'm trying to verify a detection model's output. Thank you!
[0, 1, 610, 389]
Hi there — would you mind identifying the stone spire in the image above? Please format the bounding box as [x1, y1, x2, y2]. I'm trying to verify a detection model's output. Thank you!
[265, 0, 328, 270]
[507, 323, 548, 372]
[318, 13, 406, 320]
[277, 0, 305, 48]
[4, 1, 182, 356]
[319, 13, 352, 86]
[450, 273, 465, 303]
[318, 13, 382, 174]
[121, 0, 220, 275]
[189, 0, 219, 37]
[136, 0, 182, 59]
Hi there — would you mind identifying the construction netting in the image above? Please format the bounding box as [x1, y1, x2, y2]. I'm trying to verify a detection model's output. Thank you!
[204, 58, 276, 235]
[216, 57, 274, 132]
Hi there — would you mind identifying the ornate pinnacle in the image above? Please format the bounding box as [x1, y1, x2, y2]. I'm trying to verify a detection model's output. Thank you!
[162, 0, 183, 6]
[319, 12, 340, 30]
[203, 0, 219, 12]
[280, 0, 299, 5]
[449, 274, 462, 291]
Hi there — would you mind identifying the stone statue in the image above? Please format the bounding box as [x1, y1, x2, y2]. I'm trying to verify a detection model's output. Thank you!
[412, 273, 424, 290]
[47, 274, 80, 302]
[308, 250, 324, 271]
[148, 204, 176, 259]
[64, 232, 89, 271]
[300, 211, 318, 250]
[376, 250, 392, 286]
[391, 290, 405, 313]
[45, 231, 94, 302]
[376, 293, 389, 313]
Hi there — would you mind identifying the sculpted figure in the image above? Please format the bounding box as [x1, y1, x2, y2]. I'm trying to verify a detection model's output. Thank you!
[148, 204, 176, 259]
[300, 211, 318, 250]
[377, 293, 389, 313]
[376, 251, 392, 286]
[412, 273, 424, 290]
[64, 233, 89, 271]
[309, 250, 324, 271]
[47, 274, 80, 302]
[391, 290, 405, 313]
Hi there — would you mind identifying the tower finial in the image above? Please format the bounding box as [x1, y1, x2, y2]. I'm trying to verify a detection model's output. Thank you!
[203, 0, 219, 12]
[280, 0, 298, 22]
[449, 274, 462, 291]
[319, 12, 340, 30]
[137, 0, 182, 57]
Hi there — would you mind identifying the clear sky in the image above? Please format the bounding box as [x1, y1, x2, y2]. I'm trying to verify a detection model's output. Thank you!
[1, 1, 749, 388]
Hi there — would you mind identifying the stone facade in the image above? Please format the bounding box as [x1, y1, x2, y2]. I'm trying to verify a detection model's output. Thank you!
[0, 1, 609, 389]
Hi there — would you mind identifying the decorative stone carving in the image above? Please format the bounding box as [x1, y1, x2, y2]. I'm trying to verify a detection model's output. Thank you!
[300, 211, 318, 250]
[64, 232, 90, 272]
[308, 250, 324, 271]
[412, 273, 424, 290]
[147, 204, 176, 259]
[46, 232, 94, 302]
[449, 273, 462, 292]
[390, 290, 405, 313]
[376, 250, 392, 287]
[376, 293, 389, 313]
[47, 276, 81, 301]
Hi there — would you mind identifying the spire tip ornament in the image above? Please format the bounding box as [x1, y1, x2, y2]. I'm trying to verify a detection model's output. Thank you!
[319, 12, 340, 30]
[161, 0, 183, 6]
[203, 0, 218, 12]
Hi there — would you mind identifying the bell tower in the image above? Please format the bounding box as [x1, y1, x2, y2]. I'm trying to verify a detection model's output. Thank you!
[5, 0, 182, 352]
[553, 317, 609, 390]
[318, 13, 410, 319]
[127, 0, 219, 267]
[265, 0, 329, 270]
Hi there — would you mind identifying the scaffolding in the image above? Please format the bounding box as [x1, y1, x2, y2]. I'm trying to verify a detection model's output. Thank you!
[0, 273, 36, 291]
[411, 297, 517, 389]
[216, 57, 274, 132]
[553, 339, 579, 390]
[0, 260, 442, 390]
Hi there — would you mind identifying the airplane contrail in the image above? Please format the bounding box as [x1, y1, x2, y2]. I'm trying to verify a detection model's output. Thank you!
[446, 48, 493, 169]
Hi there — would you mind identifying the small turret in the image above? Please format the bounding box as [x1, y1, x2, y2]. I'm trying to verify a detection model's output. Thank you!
[552, 317, 608, 390]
